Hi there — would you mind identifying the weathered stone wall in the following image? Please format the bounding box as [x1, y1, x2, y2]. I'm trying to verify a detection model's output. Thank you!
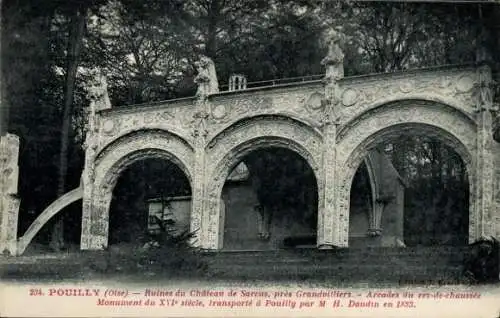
[0, 133, 20, 255]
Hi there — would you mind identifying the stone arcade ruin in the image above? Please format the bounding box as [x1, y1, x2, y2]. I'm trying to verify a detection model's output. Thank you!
[1, 30, 500, 256]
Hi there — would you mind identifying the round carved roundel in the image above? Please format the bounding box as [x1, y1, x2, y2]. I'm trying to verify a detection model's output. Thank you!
[399, 79, 415, 93]
[102, 120, 115, 134]
[212, 104, 227, 119]
[456, 75, 474, 93]
[306, 92, 324, 110]
[341, 88, 358, 106]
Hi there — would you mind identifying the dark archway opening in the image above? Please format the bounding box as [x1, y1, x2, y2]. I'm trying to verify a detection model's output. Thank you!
[348, 134, 469, 248]
[109, 158, 191, 248]
[393, 136, 470, 246]
[221, 147, 318, 251]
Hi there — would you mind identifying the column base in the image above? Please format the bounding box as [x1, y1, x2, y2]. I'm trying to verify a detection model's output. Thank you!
[80, 234, 107, 250]
[317, 244, 336, 250]
[0, 240, 18, 256]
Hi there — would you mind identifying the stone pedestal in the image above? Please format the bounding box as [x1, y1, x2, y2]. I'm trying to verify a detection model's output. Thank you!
[0, 133, 20, 255]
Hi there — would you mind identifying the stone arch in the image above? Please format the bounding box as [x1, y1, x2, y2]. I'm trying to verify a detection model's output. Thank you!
[203, 115, 324, 249]
[342, 92, 476, 123]
[335, 100, 477, 246]
[97, 125, 194, 155]
[206, 114, 323, 149]
[17, 186, 83, 255]
[82, 129, 194, 249]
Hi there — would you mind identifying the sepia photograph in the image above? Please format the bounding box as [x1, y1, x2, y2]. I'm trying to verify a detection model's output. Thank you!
[0, 0, 500, 317]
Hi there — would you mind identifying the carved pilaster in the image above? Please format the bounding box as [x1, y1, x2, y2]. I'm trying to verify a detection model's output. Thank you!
[189, 96, 210, 249]
[80, 69, 109, 250]
[0, 133, 20, 255]
[318, 29, 345, 248]
[474, 63, 497, 241]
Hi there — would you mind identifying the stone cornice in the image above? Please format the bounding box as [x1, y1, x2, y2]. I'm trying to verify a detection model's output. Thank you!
[98, 96, 197, 115]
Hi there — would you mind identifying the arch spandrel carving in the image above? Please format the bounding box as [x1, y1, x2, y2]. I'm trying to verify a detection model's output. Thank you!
[336, 100, 477, 157]
[96, 103, 196, 149]
[94, 132, 194, 191]
[335, 100, 477, 245]
[205, 118, 324, 178]
[336, 68, 478, 125]
[206, 114, 323, 151]
[206, 85, 325, 134]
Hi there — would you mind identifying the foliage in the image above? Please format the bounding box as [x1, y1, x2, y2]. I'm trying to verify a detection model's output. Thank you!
[87, 213, 207, 277]
[383, 136, 469, 246]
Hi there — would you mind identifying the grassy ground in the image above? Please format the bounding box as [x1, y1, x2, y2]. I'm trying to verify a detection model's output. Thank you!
[1, 243, 499, 289]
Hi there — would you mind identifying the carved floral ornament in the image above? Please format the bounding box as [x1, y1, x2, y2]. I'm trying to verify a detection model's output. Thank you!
[304, 92, 325, 112]
[474, 64, 498, 112]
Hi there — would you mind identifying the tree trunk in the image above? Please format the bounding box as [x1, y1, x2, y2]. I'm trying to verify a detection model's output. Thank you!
[51, 5, 87, 251]
[205, 0, 219, 59]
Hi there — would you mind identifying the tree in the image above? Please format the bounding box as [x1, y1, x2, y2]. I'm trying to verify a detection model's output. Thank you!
[85, 0, 191, 105]
[51, 1, 90, 251]
[320, 2, 478, 74]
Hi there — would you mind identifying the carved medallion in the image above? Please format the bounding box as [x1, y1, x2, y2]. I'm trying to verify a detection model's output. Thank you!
[102, 120, 115, 134]
[456, 75, 474, 93]
[212, 104, 227, 119]
[341, 88, 358, 107]
[399, 79, 415, 93]
[306, 92, 324, 110]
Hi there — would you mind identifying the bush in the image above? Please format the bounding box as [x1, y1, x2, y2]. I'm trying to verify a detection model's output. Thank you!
[86, 216, 208, 277]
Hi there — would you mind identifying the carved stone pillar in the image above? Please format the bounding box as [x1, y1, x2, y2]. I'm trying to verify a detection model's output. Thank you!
[0, 133, 20, 255]
[190, 106, 208, 249]
[80, 69, 110, 250]
[191, 55, 221, 249]
[317, 29, 345, 248]
[474, 62, 498, 241]
[318, 121, 342, 248]
[80, 109, 100, 249]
